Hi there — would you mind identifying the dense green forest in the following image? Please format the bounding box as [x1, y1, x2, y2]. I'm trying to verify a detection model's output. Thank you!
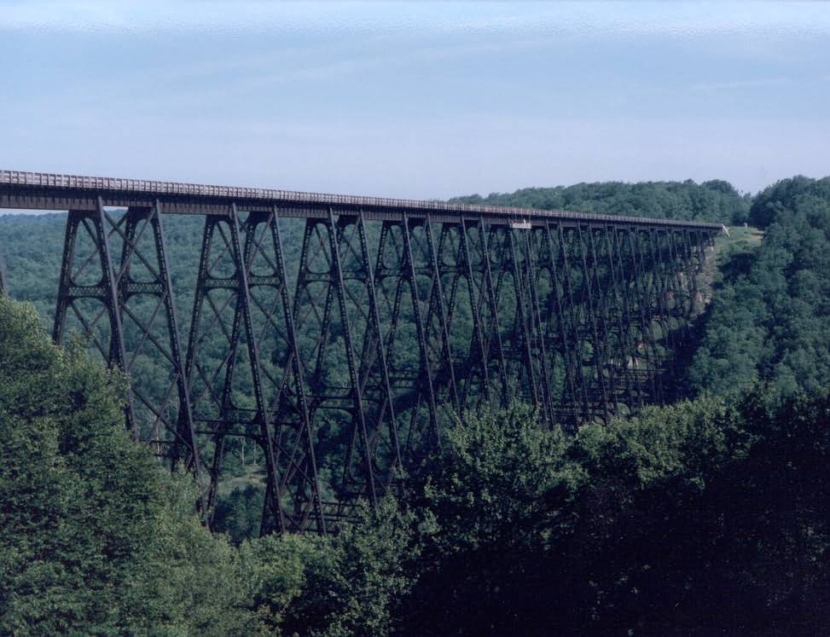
[690, 176, 830, 403]
[3, 177, 830, 635]
[450, 179, 751, 224]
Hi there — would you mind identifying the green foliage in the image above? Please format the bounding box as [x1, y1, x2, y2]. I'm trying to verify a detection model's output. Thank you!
[421, 405, 583, 556]
[575, 398, 746, 490]
[401, 397, 830, 636]
[401, 405, 586, 635]
[690, 176, 830, 405]
[243, 498, 418, 637]
[0, 297, 253, 635]
[451, 179, 750, 224]
[749, 175, 830, 229]
[214, 484, 266, 544]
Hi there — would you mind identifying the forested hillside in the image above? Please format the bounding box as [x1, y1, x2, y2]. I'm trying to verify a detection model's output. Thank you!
[689, 176, 830, 404]
[4, 177, 830, 635]
[3, 295, 830, 635]
[451, 179, 751, 224]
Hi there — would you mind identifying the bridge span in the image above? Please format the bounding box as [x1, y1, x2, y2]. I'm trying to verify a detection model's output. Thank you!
[0, 170, 721, 534]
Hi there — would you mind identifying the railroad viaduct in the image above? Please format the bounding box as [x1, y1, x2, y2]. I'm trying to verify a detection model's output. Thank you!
[0, 170, 721, 534]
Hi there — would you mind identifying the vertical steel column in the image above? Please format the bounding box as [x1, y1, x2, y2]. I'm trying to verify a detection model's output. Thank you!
[228, 204, 285, 535]
[117, 202, 201, 475]
[687, 229, 708, 311]
[356, 209, 402, 478]
[326, 208, 378, 506]
[296, 221, 337, 421]
[423, 217, 460, 413]
[53, 210, 82, 343]
[53, 200, 135, 434]
[506, 227, 542, 413]
[236, 209, 326, 532]
[554, 223, 591, 422]
[477, 221, 510, 404]
[642, 228, 672, 380]
[682, 230, 701, 314]
[455, 220, 493, 407]
[153, 204, 198, 470]
[575, 224, 611, 420]
[521, 228, 555, 426]
[664, 229, 697, 399]
[268, 207, 326, 533]
[185, 215, 240, 520]
[651, 229, 676, 355]
[401, 214, 441, 447]
[372, 221, 426, 460]
[610, 227, 644, 411]
[540, 223, 576, 425]
[601, 226, 637, 412]
[184, 208, 285, 534]
[586, 226, 619, 415]
[628, 228, 663, 404]
[666, 230, 683, 332]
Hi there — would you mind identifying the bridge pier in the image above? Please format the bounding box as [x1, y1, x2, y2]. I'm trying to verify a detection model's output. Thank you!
[53, 200, 207, 511]
[50, 208, 715, 534]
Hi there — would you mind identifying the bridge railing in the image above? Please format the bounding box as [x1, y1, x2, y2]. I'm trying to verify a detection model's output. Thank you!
[0, 170, 724, 230]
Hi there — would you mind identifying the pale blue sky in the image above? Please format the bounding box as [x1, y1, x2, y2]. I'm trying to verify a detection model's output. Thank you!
[1, 1, 828, 198]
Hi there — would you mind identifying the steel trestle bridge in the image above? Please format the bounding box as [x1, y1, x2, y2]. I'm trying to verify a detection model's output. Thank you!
[0, 170, 721, 534]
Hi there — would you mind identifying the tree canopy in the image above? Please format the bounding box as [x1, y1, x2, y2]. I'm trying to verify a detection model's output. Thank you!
[451, 179, 750, 224]
[690, 176, 830, 405]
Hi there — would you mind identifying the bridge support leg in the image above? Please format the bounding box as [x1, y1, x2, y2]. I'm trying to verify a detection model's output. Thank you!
[54, 201, 135, 433]
[609, 227, 644, 412]
[393, 216, 461, 446]
[399, 216, 442, 451]
[521, 228, 556, 427]
[237, 209, 327, 533]
[185, 208, 286, 534]
[292, 211, 407, 521]
[52, 200, 206, 509]
[539, 223, 582, 428]
[506, 227, 544, 419]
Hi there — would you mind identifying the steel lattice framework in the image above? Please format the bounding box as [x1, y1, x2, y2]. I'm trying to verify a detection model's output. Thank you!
[0, 170, 721, 534]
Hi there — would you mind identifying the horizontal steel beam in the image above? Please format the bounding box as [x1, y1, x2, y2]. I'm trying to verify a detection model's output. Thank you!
[0, 169, 724, 232]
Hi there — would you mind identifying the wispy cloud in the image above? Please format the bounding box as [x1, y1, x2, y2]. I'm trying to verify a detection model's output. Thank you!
[6, 112, 828, 196]
[1, 1, 828, 200]
[3, 1, 830, 38]
[689, 77, 792, 92]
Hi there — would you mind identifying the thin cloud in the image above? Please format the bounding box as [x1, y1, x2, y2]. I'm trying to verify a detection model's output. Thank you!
[689, 77, 792, 92]
[2, 1, 830, 38]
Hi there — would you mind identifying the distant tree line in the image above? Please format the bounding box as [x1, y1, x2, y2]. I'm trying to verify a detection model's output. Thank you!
[451, 179, 751, 224]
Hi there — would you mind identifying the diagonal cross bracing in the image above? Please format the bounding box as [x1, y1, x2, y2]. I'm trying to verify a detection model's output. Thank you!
[0, 170, 721, 533]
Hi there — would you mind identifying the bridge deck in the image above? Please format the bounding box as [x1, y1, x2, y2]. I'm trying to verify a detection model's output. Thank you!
[0, 170, 723, 230]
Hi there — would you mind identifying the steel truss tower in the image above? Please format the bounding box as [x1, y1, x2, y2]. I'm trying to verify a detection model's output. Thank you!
[0, 171, 718, 534]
